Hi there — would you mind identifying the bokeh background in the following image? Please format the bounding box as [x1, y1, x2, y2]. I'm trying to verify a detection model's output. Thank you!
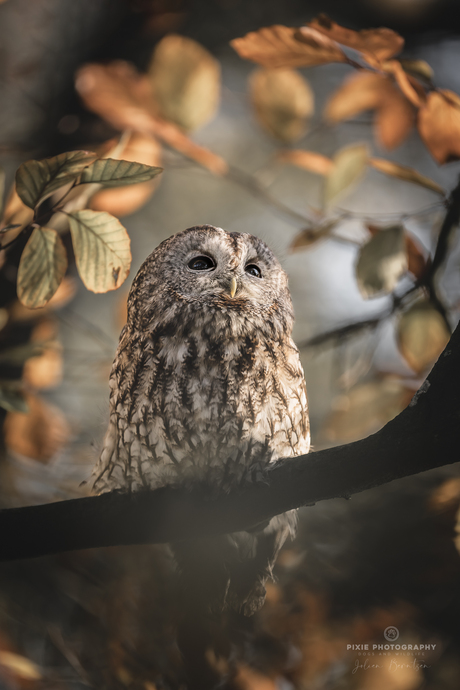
[1, 0, 460, 688]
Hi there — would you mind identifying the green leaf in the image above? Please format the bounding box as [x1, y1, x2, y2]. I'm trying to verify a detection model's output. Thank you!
[80, 158, 163, 187]
[68, 210, 131, 293]
[17, 226, 68, 308]
[324, 143, 368, 206]
[356, 225, 407, 299]
[0, 382, 28, 413]
[15, 150, 97, 209]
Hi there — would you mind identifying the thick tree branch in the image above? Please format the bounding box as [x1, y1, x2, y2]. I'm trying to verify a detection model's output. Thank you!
[1, 320, 459, 561]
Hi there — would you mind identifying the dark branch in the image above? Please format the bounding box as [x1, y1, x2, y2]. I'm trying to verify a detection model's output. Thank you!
[1, 319, 459, 562]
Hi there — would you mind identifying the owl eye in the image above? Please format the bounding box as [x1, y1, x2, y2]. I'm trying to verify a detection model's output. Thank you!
[245, 264, 262, 278]
[188, 255, 216, 271]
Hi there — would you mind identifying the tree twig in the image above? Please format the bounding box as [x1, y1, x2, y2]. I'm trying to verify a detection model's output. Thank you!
[0, 319, 459, 562]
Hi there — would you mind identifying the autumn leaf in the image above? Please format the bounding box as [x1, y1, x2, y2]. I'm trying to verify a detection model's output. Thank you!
[23, 318, 63, 390]
[4, 393, 70, 462]
[230, 24, 345, 69]
[91, 133, 163, 217]
[356, 225, 407, 298]
[418, 89, 460, 164]
[324, 72, 414, 150]
[324, 143, 368, 206]
[0, 651, 41, 681]
[1, 185, 33, 230]
[149, 34, 220, 131]
[68, 210, 131, 293]
[397, 300, 450, 373]
[405, 233, 430, 280]
[278, 149, 334, 175]
[369, 158, 444, 195]
[9, 277, 77, 322]
[75, 61, 228, 174]
[17, 226, 68, 308]
[400, 59, 434, 84]
[289, 220, 339, 251]
[307, 14, 404, 62]
[15, 150, 97, 209]
[250, 68, 314, 142]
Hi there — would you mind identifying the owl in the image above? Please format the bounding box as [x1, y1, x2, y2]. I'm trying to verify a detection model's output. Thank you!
[92, 225, 310, 615]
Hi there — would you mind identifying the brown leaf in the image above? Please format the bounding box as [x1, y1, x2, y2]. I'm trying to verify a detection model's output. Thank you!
[91, 133, 162, 217]
[4, 394, 70, 462]
[149, 34, 220, 131]
[75, 61, 227, 174]
[230, 24, 345, 69]
[383, 59, 424, 108]
[22, 319, 63, 390]
[324, 143, 368, 206]
[324, 71, 414, 150]
[278, 149, 334, 175]
[418, 89, 460, 164]
[397, 300, 450, 373]
[369, 158, 444, 195]
[405, 233, 430, 280]
[289, 220, 339, 251]
[0, 185, 33, 231]
[250, 68, 314, 142]
[307, 14, 404, 62]
[400, 59, 434, 84]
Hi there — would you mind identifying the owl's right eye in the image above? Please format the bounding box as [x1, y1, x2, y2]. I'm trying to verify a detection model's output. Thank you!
[188, 255, 216, 271]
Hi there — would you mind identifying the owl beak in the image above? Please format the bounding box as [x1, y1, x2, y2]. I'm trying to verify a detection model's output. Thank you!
[229, 276, 237, 298]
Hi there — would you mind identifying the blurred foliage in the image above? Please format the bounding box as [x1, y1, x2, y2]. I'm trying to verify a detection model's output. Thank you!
[0, 5, 460, 690]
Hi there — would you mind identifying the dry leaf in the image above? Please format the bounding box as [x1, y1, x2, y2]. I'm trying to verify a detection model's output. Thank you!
[4, 393, 70, 462]
[91, 133, 163, 217]
[400, 59, 434, 83]
[68, 210, 131, 293]
[369, 158, 444, 195]
[418, 89, 460, 164]
[250, 68, 314, 142]
[307, 14, 404, 62]
[278, 149, 334, 175]
[76, 61, 227, 174]
[324, 143, 368, 206]
[149, 34, 220, 131]
[324, 72, 414, 150]
[289, 221, 339, 251]
[383, 59, 424, 108]
[324, 378, 410, 442]
[1, 185, 33, 231]
[397, 300, 450, 373]
[405, 233, 430, 280]
[231, 24, 345, 69]
[356, 225, 407, 298]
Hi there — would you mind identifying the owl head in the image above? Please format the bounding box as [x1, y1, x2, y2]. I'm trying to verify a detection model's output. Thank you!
[128, 225, 294, 332]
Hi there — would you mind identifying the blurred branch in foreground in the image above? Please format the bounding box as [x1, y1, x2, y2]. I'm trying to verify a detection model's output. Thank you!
[0, 314, 459, 561]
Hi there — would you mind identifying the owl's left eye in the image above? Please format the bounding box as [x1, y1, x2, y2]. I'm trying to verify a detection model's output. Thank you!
[188, 255, 216, 271]
[245, 264, 262, 278]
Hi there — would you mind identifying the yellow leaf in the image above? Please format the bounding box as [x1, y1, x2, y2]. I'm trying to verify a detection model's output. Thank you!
[397, 301, 450, 373]
[278, 149, 334, 175]
[369, 158, 444, 195]
[17, 226, 68, 308]
[15, 150, 97, 209]
[356, 225, 407, 298]
[250, 68, 314, 142]
[324, 143, 368, 206]
[68, 210, 131, 293]
[149, 34, 220, 131]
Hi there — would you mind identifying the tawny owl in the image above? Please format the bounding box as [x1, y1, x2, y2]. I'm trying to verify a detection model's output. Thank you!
[92, 225, 310, 615]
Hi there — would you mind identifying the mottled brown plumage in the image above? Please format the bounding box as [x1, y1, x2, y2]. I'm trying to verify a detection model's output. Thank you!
[93, 225, 310, 614]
